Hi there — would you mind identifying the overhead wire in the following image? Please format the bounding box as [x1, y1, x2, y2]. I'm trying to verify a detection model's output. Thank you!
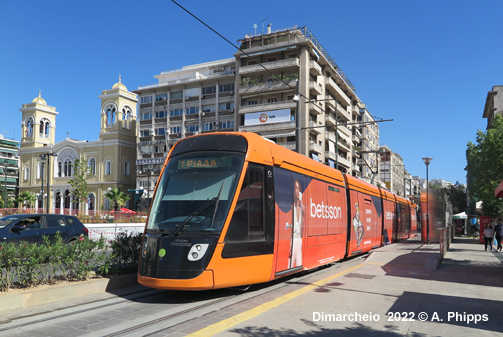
[170, 1, 390, 126]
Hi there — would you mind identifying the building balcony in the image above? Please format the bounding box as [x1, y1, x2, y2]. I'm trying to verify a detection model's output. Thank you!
[308, 121, 321, 135]
[336, 154, 351, 169]
[239, 58, 299, 75]
[201, 111, 216, 118]
[239, 100, 296, 114]
[309, 101, 322, 115]
[309, 81, 323, 96]
[309, 60, 322, 76]
[218, 109, 235, 116]
[325, 77, 350, 107]
[276, 141, 296, 151]
[325, 95, 336, 110]
[325, 150, 335, 160]
[337, 104, 351, 122]
[239, 79, 297, 95]
[309, 141, 322, 154]
[325, 113, 336, 125]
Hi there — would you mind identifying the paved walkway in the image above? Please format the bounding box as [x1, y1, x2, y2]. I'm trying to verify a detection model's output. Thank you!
[189, 236, 503, 337]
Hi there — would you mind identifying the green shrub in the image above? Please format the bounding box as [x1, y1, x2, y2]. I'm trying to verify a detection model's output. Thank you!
[0, 231, 143, 292]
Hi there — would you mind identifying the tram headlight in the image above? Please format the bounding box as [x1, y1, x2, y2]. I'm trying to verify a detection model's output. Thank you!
[187, 243, 209, 261]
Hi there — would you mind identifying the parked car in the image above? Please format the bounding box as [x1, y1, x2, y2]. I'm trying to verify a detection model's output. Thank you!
[0, 214, 89, 244]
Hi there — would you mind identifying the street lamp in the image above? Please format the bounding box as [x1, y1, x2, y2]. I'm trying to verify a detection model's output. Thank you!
[293, 81, 300, 154]
[40, 152, 57, 213]
[0, 159, 7, 208]
[39, 155, 46, 211]
[422, 157, 433, 244]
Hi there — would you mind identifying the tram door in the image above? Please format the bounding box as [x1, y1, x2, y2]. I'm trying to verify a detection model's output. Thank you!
[273, 168, 306, 275]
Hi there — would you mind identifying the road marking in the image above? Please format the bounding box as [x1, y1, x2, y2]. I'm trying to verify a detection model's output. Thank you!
[187, 262, 365, 337]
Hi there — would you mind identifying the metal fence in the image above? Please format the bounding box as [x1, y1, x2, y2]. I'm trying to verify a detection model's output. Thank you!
[439, 224, 454, 261]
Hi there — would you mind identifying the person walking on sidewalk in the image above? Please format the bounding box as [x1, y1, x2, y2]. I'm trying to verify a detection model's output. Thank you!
[484, 223, 495, 251]
[495, 220, 503, 252]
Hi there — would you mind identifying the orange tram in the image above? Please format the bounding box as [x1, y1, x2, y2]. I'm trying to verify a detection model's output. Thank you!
[138, 132, 417, 290]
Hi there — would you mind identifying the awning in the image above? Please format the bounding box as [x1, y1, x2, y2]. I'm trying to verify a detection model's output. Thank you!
[496, 180, 503, 198]
[453, 212, 468, 219]
[262, 131, 295, 139]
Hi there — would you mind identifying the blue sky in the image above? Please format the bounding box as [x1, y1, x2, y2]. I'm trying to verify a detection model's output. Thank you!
[1, 0, 502, 185]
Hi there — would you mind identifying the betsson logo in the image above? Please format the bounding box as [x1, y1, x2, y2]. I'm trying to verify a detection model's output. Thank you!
[310, 198, 342, 219]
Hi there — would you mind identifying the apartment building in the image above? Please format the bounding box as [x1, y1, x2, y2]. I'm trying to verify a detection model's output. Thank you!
[236, 26, 364, 175]
[134, 26, 380, 189]
[133, 59, 237, 196]
[355, 106, 379, 181]
[0, 135, 20, 204]
[379, 145, 406, 196]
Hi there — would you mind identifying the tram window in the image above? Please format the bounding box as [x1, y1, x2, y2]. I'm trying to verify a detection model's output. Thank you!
[225, 165, 265, 242]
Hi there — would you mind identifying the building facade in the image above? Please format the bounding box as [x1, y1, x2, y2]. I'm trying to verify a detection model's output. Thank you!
[355, 106, 380, 182]
[134, 26, 376, 188]
[0, 135, 20, 205]
[482, 85, 503, 129]
[379, 145, 406, 196]
[133, 59, 237, 199]
[18, 79, 138, 213]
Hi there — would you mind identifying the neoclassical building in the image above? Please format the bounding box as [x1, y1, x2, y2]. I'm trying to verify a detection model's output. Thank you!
[18, 78, 138, 213]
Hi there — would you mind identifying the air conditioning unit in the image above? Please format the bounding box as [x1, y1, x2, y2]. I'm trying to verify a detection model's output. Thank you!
[229, 109, 234, 112]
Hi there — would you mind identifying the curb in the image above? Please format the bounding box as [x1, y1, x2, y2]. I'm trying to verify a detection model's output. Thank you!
[0, 273, 138, 312]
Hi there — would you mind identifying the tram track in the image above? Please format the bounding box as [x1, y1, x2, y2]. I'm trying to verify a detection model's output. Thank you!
[0, 257, 364, 337]
[96, 258, 364, 337]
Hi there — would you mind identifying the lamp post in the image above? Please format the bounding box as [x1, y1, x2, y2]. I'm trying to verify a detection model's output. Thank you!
[293, 80, 300, 154]
[39, 155, 46, 211]
[40, 152, 57, 213]
[1, 159, 7, 208]
[422, 157, 433, 244]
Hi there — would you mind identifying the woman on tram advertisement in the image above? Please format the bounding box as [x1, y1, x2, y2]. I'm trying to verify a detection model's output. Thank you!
[290, 179, 304, 268]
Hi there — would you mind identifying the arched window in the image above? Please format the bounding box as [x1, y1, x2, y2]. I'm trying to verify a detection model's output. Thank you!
[106, 106, 116, 127]
[37, 161, 44, 179]
[24, 166, 30, 180]
[58, 161, 62, 177]
[25, 118, 34, 137]
[122, 107, 131, 129]
[124, 160, 130, 176]
[64, 159, 72, 177]
[88, 193, 95, 210]
[88, 158, 96, 175]
[105, 160, 112, 175]
[39, 118, 50, 138]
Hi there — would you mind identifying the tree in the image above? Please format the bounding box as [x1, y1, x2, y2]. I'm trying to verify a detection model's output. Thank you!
[104, 186, 130, 212]
[443, 182, 467, 214]
[68, 159, 92, 215]
[466, 113, 503, 216]
[16, 191, 38, 209]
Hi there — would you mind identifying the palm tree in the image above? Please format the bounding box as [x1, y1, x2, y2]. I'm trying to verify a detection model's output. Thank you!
[104, 186, 130, 212]
[16, 191, 38, 209]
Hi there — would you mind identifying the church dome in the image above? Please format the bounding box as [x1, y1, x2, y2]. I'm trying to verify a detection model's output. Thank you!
[112, 75, 127, 91]
[32, 91, 47, 105]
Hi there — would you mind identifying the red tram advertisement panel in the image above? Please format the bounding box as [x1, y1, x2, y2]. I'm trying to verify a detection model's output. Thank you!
[380, 188, 397, 244]
[138, 132, 416, 291]
[344, 175, 383, 256]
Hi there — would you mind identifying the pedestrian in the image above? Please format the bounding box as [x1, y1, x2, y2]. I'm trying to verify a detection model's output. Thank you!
[484, 223, 495, 251]
[495, 219, 503, 252]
